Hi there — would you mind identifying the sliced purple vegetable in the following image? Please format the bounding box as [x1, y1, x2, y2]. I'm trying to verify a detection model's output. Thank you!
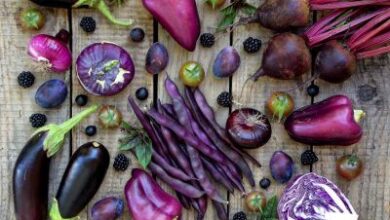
[76, 42, 135, 96]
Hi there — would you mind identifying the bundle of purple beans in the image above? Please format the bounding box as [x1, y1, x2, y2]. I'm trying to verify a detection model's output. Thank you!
[128, 76, 261, 220]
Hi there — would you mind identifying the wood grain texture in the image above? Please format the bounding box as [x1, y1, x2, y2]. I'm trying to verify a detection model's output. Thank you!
[156, 1, 230, 219]
[71, 1, 153, 219]
[313, 55, 390, 220]
[229, 0, 312, 217]
[0, 1, 70, 219]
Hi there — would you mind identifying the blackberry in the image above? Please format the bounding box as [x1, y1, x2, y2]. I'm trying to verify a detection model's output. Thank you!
[80, 17, 96, 33]
[259, 177, 271, 189]
[217, 91, 232, 107]
[200, 33, 215, 47]
[135, 87, 149, 101]
[85, 125, 97, 136]
[301, 150, 319, 165]
[232, 211, 247, 220]
[130, 28, 145, 42]
[113, 153, 130, 171]
[307, 84, 320, 97]
[17, 71, 35, 88]
[243, 37, 262, 53]
[29, 113, 47, 128]
[75, 94, 88, 107]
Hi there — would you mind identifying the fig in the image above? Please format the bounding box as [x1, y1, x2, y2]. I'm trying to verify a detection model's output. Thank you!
[270, 151, 294, 184]
[145, 43, 169, 75]
[35, 79, 68, 108]
[213, 46, 241, 78]
[91, 197, 124, 220]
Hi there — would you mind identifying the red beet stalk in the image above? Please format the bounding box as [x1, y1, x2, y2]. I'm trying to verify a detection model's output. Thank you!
[310, 0, 390, 10]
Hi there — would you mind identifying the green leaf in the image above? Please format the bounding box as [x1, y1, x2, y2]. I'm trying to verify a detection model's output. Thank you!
[217, 12, 237, 31]
[135, 140, 152, 169]
[205, 0, 218, 9]
[241, 3, 257, 15]
[261, 196, 278, 219]
[119, 137, 140, 151]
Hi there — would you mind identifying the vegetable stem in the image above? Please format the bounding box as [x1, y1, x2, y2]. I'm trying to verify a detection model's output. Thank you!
[353, 109, 365, 123]
[310, 0, 390, 10]
[33, 104, 99, 157]
[73, 0, 133, 27]
[49, 198, 80, 220]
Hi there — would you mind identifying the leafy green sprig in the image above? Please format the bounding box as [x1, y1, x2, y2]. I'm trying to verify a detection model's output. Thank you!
[217, 0, 256, 31]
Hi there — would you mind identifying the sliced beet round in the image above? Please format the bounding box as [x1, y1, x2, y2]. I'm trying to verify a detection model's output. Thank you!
[76, 42, 135, 96]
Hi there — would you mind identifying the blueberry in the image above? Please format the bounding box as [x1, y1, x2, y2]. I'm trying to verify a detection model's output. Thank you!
[307, 84, 320, 97]
[136, 87, 149, 101]
[85, 125, 97, 136]
[75, 94, 88, 107]
[259, 178, 271, 189]
[130, 28, 145, 42]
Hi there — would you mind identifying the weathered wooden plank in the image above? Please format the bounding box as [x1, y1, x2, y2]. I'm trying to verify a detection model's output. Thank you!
[71, 1, 153, 219]
[229, 0, 312, 217]
[0, 1, 70, 219]
[313, 55, 390, 220]
[156, 1, 230, 219]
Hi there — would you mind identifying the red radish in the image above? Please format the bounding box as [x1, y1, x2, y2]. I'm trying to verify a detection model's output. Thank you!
[252, 33, 311, 80]
[142, 0, 200, 51]
[307, 7, 390, 83]
[232, 0, 311, 32]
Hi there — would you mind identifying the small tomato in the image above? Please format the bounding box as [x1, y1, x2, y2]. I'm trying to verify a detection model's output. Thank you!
[19, 8, 46, 30]
[179, 61, 205, 87]
[336, 155, 363, 181]
[98, 105, 123, 129]
[245, 191, 266, 212]
[267, 91, 294, 122]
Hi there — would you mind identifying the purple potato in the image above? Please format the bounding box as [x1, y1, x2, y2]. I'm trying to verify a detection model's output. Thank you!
[270, 151, 294, 184]
[76, 42, 135, 96]
[35, 79, 68, 108]
[213, 46, 240, 78]
[145, 43, 169, 75]
[91, 197, 124, 220]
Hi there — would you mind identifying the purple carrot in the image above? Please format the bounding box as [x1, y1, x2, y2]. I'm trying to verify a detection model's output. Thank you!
[148, 161, 205, 198]
[185, 87, 256, 186]
[213, 201, 228, 220]
[152, 149, 194, 181]
[201, 158, 235, 193]
[193, 89, 261, 167]
[186, 144, 228, 204]
[147, 109, 226, 163]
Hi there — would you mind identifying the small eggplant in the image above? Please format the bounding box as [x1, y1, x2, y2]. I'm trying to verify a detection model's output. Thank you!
[284, 95, 364, 146]
[13, 105, 99, 220]
[49, 142, 110, 219]
[91, 197, 124, 220]
[125, 169, 182, 220]
[30, 0, 133, 26]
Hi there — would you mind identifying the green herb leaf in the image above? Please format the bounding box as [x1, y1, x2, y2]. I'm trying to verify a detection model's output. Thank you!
[261, 196, 278, 219]
[217, 0, 256, 31]
[241, 3, 256, 15]
[135, 139, 152, 169]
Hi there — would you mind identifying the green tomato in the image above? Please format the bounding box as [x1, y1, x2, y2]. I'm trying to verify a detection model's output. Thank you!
[20, 8, 45, 30]
[179, 61, 205, 87]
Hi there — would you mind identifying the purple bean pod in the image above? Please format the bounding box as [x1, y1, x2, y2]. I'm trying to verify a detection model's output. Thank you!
[148, 162, 205, 198]
[152, 149, 194, 181]
[176, 192, 191, 209]
[220, 164, 245, 192]
[201, 158, 234, 193]
[186, 144, 227, 204]
[196, 196, 208, 220]
[213, 201, 228, 220]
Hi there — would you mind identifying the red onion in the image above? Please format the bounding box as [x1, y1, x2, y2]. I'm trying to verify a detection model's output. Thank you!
[76, 42, 135, 96]
[27, 29, 72, 73]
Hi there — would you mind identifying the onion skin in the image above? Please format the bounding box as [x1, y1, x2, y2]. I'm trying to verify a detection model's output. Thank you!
[213, 46, 241, 78]
[256, 0, 310, 31]
[91, 197, 124, 220]
[142, 0, 200, 51]
[316, 41, 357, 83]
[253, 33, 311, 80]
[226, 108, 272, 149]
[125, 169, 182, 220]
[76, 42, 135, 96]
[270, 151, 294, 184]
[278, 173, 358, 220]
[284, 95, 364, 146]
[28, 33, 72, 72]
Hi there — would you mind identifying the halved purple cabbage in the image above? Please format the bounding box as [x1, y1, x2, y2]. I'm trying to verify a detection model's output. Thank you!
[76, 42, 135, 96]
[278, 173, 358, 220]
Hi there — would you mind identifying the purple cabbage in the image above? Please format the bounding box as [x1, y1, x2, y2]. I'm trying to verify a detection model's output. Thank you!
[76, 42, 135, 96]
[278, 173, 358, 220]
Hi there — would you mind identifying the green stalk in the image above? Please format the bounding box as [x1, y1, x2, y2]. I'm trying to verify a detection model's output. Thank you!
[353, 109, 365, 123]
[33, 104, 99, 157]
[49, 198, 79, 220]
[73, 0, 133, 27]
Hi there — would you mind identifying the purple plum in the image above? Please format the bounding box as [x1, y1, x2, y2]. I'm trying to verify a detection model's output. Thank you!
[270, 151, 294, 184]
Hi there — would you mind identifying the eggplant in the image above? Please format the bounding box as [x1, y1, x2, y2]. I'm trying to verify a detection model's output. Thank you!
[30, 0, 133, 26]
[49, 142, 110, 219]
[12, 105, 98, 220]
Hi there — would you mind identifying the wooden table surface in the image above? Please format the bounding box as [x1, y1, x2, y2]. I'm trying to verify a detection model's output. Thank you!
[1, 0, 390, 219]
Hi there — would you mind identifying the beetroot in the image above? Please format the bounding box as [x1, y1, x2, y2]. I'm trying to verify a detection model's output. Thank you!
[234, 0, 310, 32]
[142, 0, 200, 51]
[252, 33, 311, 80]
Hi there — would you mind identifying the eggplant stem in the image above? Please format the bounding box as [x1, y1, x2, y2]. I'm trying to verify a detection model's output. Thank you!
[49, 198, 80, 220]
[33, 104, 99, 157]
[73, 0, 133, 27]
[353, 109, 366, 123]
